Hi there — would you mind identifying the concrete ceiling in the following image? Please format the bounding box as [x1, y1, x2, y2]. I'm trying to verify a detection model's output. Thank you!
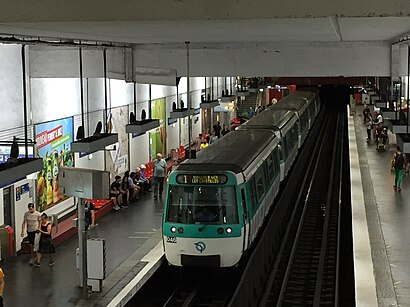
[0, 16, 409, 44]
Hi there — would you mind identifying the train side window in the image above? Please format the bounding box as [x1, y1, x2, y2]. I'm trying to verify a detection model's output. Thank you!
[303, 112, 309, 130]
[271, 150, 279, 178]
[240, 188, 247, 221]
[255, 167, 265, 203]
[278, 140, 284, 162]
[282, 135, 288, 158]
[248, 178, 257, 212]
[266, 154, 274, 183]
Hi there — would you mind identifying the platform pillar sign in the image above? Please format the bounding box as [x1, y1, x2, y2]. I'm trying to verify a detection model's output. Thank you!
[58, 167, 110, 300]
[78, 198, 88, 299]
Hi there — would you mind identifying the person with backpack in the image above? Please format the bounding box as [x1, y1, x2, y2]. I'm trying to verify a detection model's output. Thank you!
[393, 146, 406, 192]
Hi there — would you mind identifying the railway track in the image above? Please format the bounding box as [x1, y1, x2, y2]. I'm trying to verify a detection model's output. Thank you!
[127, 264, 241, 307]
[259, 109, 346, 306]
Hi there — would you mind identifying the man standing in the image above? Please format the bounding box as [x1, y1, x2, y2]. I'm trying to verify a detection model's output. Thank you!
[153, 153, 167, 200]
[393, 146, 406, 192]
[213, 121, 222, 138]
[21, 203, 41, 265]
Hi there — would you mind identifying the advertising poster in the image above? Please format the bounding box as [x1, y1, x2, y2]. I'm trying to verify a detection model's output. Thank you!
[149, 98, 166, 159]
[35, 117, 74, 211]
[105, 106, 129, 179]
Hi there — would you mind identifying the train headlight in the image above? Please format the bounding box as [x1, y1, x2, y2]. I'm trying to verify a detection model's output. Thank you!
[217, 227, 224, 235]
[226, 227, 233, 234]
[170, 226, 177, 233]
[177, 227, 184, 234]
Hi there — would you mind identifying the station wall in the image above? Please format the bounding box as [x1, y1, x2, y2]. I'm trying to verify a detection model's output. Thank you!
[0, 44, 24, 131]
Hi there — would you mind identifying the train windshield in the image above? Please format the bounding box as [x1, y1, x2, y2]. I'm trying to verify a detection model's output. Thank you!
[166, 185, 238, 224]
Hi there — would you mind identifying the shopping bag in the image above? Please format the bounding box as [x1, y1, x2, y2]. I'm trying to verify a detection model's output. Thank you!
[33, 233, 40, 251]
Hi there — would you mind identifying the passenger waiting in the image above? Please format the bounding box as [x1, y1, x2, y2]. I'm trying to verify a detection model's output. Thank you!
[129, 172, 142, 202]
[110, 175, 127, 210]
[135, 167, 148, 195]
[139, 164, 151, 192]
[213, 121, 222, 138]
[209, 131, 219, 144]
[200, 139, 208, 150]
[122, 171, 131, 206]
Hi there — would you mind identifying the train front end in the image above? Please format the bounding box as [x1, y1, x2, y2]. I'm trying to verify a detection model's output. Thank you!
[163, 171, 244, 267]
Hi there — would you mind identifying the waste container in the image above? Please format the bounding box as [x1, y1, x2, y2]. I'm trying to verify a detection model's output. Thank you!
[0, 225, 15, 261]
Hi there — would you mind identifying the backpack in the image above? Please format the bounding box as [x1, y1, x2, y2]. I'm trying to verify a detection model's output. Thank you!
[395, 153, 404, 170]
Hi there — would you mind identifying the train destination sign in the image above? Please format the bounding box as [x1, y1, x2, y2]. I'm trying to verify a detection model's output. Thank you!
[176, 174, 227, 185]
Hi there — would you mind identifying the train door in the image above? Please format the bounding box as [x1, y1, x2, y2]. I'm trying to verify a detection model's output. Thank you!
[240, 188, 248, 250]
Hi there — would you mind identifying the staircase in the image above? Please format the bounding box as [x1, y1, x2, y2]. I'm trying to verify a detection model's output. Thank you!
[237, 91, 259, 118]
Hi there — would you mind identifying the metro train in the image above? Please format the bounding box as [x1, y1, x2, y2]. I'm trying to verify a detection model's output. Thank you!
[162, 89, 321, 267]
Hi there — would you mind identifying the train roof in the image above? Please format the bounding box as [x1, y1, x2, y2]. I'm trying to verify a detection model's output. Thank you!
[238, 109, 295, 132]
[293, 90, 316, 99]
[176, 129, 276, 174]
[271, 95, 309, 113]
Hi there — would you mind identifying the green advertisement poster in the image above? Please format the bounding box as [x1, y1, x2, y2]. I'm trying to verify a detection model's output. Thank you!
[149, 98, 166, 159]
[34, 117, 74, 211]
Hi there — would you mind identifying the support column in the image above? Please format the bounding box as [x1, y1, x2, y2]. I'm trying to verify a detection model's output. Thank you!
[78, 198, 88, 299]
[186, 41, 192, 159]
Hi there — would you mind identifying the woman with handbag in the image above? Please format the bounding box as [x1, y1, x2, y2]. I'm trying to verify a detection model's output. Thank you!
[34, 213, 55, 267]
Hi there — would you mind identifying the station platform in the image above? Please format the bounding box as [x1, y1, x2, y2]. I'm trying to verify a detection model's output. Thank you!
[2, 193, 165, 307]
[351, 106, 407, 307]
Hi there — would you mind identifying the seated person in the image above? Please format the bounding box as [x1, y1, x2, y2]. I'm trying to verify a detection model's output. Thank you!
[199, 139, 208, 150]
[195, 206, 215, 222]
[129, 172, 141, 201]
[110, 175, 127, 210]
[139, 164, 151, 191]
[135, 167, 148, 194]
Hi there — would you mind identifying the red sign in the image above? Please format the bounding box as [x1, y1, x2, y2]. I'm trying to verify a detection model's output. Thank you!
[35, 125, 63, 149]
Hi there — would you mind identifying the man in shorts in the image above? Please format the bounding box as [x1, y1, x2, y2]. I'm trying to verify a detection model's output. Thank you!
[21, 203, 41, 265]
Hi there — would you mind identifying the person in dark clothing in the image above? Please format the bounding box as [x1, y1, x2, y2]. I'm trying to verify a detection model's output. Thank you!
[110, 175, 127, 210]
[366, 116, 372, 142]
[84, 201, 96, 230]
[393, 146, 406, 192]
[129, 172, 141, 201]
[363, 106, 371, 124]
[34, 213, 55, 267]
[122, 171, 130, 206]
[221, 125, 230, 136]
[213, 121, 222, 138]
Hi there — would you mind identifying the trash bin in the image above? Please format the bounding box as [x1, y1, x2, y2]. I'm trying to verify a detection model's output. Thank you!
[0, 225, 15, 261]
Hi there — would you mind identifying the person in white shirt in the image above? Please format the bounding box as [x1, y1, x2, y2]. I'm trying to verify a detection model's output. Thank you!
[21, 203, 41, 265]
[153, 153, 167, 200]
